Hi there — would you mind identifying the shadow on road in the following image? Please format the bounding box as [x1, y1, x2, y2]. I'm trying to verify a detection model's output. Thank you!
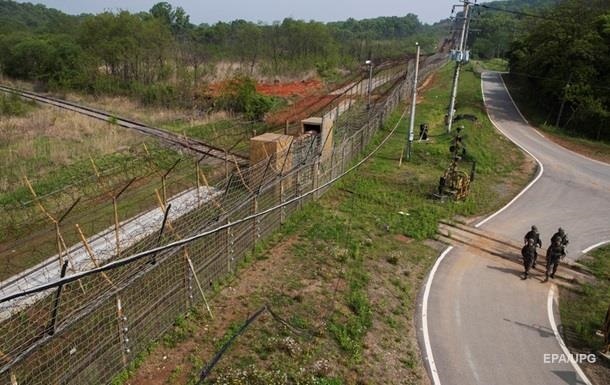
[503, 318, 554, 338]
[486, 264, 522, 278]
[551, 370, 587, 385]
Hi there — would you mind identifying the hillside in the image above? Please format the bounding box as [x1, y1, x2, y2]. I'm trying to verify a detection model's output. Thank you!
[0, 0, 82, 34]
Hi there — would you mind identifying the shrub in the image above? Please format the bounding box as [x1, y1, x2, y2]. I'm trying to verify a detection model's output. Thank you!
[217, 75, 274, 121]
[0, 93, 33, 116]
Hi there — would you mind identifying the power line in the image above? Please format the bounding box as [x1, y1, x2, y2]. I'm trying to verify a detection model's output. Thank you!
[473, 3, 555, 21]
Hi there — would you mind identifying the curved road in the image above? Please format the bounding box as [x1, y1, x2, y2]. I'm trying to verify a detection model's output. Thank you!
[421, 72, 610, 385]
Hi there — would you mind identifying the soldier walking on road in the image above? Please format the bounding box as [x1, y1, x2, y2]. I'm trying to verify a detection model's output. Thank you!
[543, 239, 566, 282]
[521, 238, 537, 280]
[551, 227, 569, 248]
[524, 225, 542, 268]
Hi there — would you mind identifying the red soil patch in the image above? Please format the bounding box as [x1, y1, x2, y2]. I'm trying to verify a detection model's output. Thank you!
[256, 79, 322, 98]
[206, 79, 322, 98]
[266, 94, 337, 126]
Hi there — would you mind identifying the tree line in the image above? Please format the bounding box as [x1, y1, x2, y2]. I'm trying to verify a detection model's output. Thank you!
[464, 0, 609, 141]
[0, 1, 446, 110]
[506, 0, 610, 140]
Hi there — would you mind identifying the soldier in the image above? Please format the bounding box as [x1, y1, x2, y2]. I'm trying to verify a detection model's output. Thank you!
[521, 238, 536, 280]
[419, 123, 429, 141]
[523, 225, 542, 268]
[543, 239, 566, 282]
[551, 227, 569, 248]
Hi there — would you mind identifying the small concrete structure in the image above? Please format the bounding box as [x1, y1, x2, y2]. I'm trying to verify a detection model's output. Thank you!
[249, 133, 293, 174]
[300, 116, 333, 161]
[300, 117, 323, 135]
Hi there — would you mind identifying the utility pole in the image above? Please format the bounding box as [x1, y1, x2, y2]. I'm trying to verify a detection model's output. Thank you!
[555, 74, 572, 128]
[400, 42, 420, 165]
[366, 59, 373, 110]
[447, 0, 472, 133]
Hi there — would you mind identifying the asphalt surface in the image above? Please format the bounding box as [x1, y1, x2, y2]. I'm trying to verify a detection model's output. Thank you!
[422, 72, 610, 385]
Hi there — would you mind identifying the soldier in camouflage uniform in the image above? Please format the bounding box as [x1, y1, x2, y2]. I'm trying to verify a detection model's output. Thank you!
[551, 227, 569, 248]
[523, 225, 542, 268]
[521, 238, 537, 280]
[543, 239, 566, 282]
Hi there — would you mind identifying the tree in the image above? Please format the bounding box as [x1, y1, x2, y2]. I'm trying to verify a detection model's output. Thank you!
[508, 0, 610, 140]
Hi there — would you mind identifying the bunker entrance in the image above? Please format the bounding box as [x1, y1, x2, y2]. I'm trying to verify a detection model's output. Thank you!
[301, 117, 323, 135]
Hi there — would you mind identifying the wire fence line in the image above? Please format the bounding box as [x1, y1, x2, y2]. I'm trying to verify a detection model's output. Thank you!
[0, 60, 404, 283]
[0, 53, 446, 385]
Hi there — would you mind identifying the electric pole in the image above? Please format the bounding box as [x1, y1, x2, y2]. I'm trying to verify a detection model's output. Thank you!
[555, 74, 572, 128]
[366, 60, 373, 110]
[447, 0, 472, 133]
[401, 42, 420, 165]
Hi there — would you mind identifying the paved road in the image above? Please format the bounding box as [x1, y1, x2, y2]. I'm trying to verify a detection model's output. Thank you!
[421, 72, 610, 385]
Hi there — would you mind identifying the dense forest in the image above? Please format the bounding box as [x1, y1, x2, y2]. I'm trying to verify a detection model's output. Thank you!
[468, 0, 558, 59]
[504, 0, 609, 140]
[462, 0, 609, 141]
[0, 0, 447, 110]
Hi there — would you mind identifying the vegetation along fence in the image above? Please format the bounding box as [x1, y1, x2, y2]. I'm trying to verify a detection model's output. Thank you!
[0, 53, 446, 385]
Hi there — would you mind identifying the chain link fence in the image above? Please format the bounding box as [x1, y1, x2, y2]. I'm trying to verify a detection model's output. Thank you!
[0, 53, 446, 385]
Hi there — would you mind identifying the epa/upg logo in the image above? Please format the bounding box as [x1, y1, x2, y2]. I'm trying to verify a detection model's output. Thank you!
[543, 353, 596, 364]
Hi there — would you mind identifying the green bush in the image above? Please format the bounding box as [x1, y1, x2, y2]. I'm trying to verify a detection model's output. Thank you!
[217, 75, 275, 121]
[0, 93, 33, 116]
[135, 83, 178, 107]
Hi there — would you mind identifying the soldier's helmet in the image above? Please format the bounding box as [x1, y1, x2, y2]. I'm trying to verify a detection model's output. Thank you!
[558, 227, 565, 235]
[527, 238, 535, 245]
[531, 225, 537, 231]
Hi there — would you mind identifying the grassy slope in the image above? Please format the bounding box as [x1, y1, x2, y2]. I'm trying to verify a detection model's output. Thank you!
[472, 59, 509, 73]
[560, 246, 610, 382]
[124, 63, 533, 385]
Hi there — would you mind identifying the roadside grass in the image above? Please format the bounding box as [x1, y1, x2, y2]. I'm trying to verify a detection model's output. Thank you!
[124, 61, 534, 385]
[503, 75, 610, 164]
[560, 246, 610, 350]
[472, 58, 509, 72]
[559, 246, 610, 383]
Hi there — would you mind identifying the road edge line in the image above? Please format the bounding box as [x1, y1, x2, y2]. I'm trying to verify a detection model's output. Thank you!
[475, 72, 544, 228]
[419, 71, 545, 385]
[547, 285, 593, 385]
[582, 240, 610, 254]
[420, 245, 453, 385]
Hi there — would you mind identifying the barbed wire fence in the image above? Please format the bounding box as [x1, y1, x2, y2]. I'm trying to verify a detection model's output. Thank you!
[0, 53, 446, 385]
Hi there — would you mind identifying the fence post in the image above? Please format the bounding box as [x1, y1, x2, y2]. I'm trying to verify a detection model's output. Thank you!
[360, 130, 365, 153]
[47, 261, 69, 336]
[279, 176, 286, 224]
[313, 160, 320, 200]
[296, 168, 302, 209]
[185, 248, 193, 309]
[252, 195, 258, 252]
[226, 217, 234, 274]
